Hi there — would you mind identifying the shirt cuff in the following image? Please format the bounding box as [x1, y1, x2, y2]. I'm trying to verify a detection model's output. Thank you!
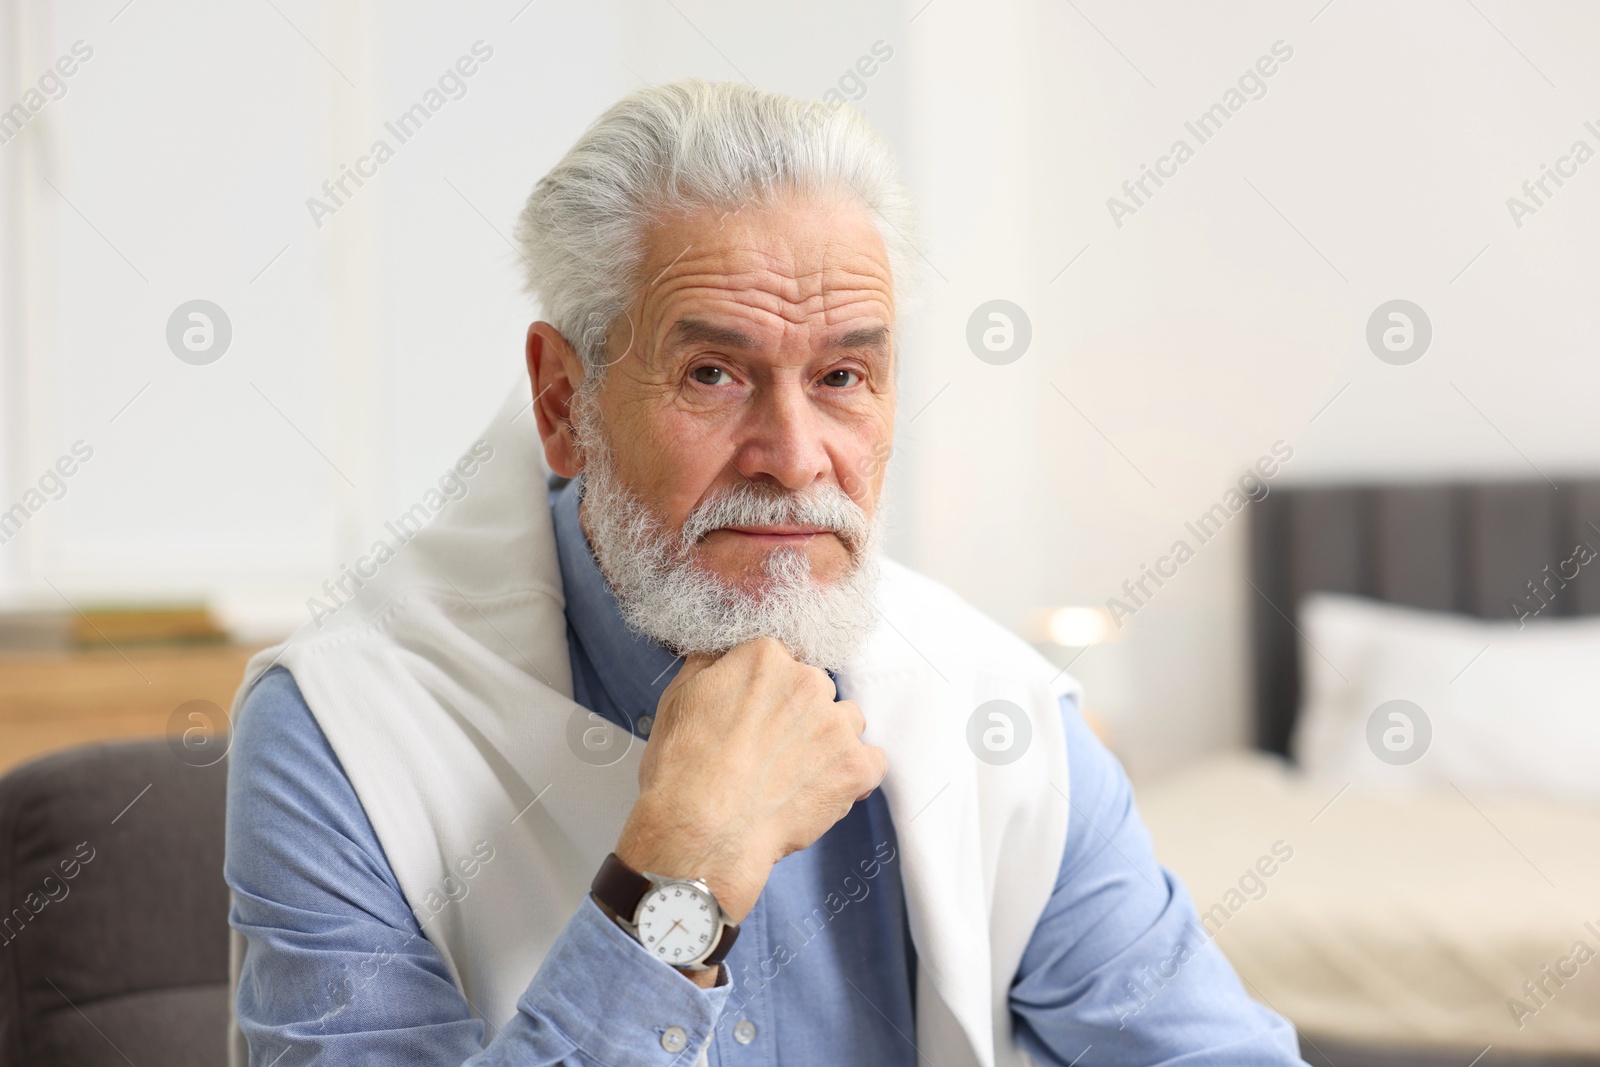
[517, 893, 731, 1063]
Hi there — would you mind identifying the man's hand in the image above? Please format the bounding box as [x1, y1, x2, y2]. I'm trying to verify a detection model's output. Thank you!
[613, 638, 887, 929]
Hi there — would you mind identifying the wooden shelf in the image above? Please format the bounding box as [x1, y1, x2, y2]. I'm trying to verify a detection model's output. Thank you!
[0, 643, 265, 777]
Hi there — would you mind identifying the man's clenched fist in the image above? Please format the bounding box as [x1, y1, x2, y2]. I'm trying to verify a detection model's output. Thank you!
[613, 638, 887, 932]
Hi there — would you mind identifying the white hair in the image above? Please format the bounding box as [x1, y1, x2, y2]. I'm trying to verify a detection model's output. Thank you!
[513, 79, 920, 377]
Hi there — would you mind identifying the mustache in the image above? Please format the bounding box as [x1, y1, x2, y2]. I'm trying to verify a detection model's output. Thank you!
[679, 483, 872, 553]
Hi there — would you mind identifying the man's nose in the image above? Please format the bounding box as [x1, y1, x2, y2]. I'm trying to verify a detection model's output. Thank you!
[731, 380, 829, 491]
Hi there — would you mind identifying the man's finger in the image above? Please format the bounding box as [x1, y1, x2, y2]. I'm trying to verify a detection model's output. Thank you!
[851, 744, 889, 802]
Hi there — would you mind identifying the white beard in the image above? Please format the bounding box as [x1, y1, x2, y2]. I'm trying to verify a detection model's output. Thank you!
[574, 406, 883, 670]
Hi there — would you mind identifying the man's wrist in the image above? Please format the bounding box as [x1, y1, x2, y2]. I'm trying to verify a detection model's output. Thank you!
[614, 797, 768, 922]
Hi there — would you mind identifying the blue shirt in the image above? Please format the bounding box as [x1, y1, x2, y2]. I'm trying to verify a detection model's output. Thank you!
[226, 477, 1305, 1065]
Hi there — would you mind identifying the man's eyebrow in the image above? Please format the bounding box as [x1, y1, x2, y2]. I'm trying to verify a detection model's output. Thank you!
[828, 325, 890, 349]
[667, 318, 760, 350]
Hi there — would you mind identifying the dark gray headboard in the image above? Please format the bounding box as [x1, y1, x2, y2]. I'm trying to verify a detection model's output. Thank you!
[1248, 479, 1600, 757]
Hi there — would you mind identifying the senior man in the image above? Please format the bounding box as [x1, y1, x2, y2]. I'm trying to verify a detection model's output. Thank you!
[225, 81, 1306, 1066]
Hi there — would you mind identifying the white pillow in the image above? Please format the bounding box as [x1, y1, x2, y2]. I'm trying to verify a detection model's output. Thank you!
[1292, 593, 1600, 799]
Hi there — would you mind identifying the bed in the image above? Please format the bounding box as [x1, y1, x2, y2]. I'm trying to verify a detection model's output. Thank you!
[1134, 479, 1600, 1066]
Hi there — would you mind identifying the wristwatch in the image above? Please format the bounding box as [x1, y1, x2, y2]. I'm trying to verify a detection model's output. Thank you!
[590, 852, 740, 971]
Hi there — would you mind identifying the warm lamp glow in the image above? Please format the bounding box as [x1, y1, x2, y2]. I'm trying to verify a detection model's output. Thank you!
[1043, 606, 1112, 647]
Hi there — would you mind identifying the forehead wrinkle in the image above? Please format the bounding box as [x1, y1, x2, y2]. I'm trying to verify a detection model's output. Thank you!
[662, 241, 880, 298]
[631, 205, 895, 368]
[809, 187, 894, 310]
[646, 260, 890, 337]
[644, 207, 890, 295]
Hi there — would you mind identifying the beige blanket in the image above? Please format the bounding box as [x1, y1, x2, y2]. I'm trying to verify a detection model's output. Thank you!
[1136, 752, 1600, 1054]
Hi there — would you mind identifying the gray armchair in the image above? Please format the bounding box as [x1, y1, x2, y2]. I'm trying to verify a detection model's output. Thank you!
[0, 739, 230, 1066]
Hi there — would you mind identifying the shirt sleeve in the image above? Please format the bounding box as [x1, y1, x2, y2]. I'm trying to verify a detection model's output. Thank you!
[1008, 694, 1308, 1066]
[225, 666, 730, 1066]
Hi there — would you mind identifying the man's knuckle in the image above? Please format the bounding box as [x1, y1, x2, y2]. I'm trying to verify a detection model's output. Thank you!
[800, 666, 832, 698]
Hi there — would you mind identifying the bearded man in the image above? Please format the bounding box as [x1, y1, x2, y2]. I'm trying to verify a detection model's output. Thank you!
[224, 80, 1306, 1066]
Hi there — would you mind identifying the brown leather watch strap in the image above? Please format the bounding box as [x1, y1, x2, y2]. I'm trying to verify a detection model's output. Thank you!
[590, 852, 653, 921]
[702, 916, 739, 967]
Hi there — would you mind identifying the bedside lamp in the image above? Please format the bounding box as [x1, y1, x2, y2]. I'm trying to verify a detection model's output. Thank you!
[1026, 605, 1130, 748]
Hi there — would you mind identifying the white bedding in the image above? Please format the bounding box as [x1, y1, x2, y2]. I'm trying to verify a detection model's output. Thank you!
[1135, 751, 1600, 1054]
[1293, 593, 1600, 800]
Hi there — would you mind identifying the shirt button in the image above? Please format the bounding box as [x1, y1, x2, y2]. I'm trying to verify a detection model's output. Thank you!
[660, 1025, 688, 1053]
[637, 714, 654, 738]
[733, 1019, 757, 1044]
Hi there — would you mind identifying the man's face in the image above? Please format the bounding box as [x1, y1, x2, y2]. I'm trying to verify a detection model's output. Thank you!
[583, 195, 897, 594]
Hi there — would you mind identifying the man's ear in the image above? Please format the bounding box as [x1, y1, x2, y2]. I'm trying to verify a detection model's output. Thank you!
[525, 322, 588, 478]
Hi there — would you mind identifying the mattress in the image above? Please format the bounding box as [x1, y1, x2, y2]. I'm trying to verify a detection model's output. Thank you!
[1134, 751, 1600, 1056]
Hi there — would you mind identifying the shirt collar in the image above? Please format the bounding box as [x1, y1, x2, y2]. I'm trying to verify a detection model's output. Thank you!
[550, 475, 683, 718]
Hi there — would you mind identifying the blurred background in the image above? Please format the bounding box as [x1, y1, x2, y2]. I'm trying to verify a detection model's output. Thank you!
[3, 1, 1600, 1064]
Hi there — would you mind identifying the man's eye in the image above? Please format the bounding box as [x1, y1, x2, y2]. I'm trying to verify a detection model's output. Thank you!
[821, 369, 860, 387]
[691, 366, 729, 386]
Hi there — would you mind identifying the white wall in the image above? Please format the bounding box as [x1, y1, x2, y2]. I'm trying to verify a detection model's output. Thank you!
[4, 0, 1597, 777]
[898, 0, 1600, 776]
[0, 0, 628, 632]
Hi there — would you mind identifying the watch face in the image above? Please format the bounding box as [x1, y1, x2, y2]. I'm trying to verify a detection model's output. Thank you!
[635, 880, 719, 966]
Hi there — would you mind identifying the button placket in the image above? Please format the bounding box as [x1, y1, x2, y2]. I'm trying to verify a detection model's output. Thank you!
[715, 893, 777, 1062]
